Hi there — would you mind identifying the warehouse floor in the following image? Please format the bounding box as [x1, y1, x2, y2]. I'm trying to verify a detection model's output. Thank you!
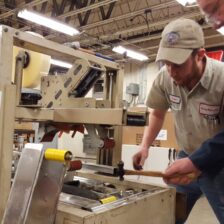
[187, 196, 219, 224]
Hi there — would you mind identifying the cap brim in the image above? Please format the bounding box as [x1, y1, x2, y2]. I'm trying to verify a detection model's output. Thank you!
[156, 47, 193, 64]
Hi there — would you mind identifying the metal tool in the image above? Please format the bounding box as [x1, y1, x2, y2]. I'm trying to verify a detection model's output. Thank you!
[168, 148, 172, 165]
[173, 148, 177, 161]
[80, 161, 197, 182]
[116, 161, 197, 181]
[168, 148, 177, 165]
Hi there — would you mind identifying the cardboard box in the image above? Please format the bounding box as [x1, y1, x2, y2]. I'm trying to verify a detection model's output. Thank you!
[14, 122, 34, 130]
[122, 112, 179, 149]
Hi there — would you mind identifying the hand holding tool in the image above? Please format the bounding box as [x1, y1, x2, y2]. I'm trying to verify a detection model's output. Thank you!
[117, 161, 197, 181]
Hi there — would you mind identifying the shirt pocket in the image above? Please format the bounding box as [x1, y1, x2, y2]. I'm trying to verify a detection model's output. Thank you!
[199, 103, 223, 134]
[168, 94, 182, 111]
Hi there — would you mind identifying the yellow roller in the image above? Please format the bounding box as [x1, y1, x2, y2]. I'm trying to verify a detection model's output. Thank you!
[44, 148, 72, 162]
[100, 196, 117, 204]
[12, 32, 51, 89]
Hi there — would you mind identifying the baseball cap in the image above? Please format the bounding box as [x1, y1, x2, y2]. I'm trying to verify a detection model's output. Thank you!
[156, 18, 205, 64]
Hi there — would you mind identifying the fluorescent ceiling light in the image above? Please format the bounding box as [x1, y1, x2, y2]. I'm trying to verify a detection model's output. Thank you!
[50, 59, 72, 68]
[112, 46, 148, 61]
[175, 0, 197, 7]
[217, 27, 224, 35]
[18, 9, 79, 36]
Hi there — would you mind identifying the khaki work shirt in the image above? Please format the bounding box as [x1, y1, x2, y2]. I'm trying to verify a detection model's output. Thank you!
[147, 57, 224, 154]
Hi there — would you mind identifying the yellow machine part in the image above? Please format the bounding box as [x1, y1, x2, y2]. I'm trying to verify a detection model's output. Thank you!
[100, 196, 117, 204]
[12, 32, 51, 88]
[44, 148, 72, 162]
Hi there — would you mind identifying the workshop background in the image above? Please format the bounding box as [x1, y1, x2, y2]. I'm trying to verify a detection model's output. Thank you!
[1, 0, 223, 223]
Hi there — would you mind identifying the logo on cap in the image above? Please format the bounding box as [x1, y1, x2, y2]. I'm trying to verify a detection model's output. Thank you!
[166, 32, 180, 45]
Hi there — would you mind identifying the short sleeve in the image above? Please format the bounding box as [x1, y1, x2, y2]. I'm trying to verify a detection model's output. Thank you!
[146, 70, 170, 110]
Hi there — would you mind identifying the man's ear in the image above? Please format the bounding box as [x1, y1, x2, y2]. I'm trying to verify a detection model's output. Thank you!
[197, 48, 206, 61]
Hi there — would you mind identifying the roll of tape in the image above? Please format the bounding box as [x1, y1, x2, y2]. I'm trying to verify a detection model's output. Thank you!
[44, 148, 72, 162]
[12, 32, 51, 88]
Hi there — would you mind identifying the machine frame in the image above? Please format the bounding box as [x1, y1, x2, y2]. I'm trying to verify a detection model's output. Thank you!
[0, 25, 124, 219]
[0, 25, 176, 224]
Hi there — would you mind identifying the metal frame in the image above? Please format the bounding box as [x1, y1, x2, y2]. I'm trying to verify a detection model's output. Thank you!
[0, 25, 124, 219]
[56, 172, 176, 224]
[0, 25, 176, 224]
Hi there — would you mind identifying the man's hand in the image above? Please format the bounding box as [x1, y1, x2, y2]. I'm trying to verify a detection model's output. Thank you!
[132, 149, 148, 170]
[163, 158, 201, 185]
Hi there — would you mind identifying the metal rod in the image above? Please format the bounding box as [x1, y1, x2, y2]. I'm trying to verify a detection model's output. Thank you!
[14, 51, 25, 106]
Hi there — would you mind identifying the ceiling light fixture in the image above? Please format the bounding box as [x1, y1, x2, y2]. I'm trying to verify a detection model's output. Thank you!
[50, 59, 72, 68]
[112, 46, 149, 61]
[175, 0, 197, 7]
[217, 27, 224, 35]
[18, 9, 80, 36]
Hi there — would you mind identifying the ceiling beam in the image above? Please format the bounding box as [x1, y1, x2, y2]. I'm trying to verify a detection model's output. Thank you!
[76, 0, 179, 31]
[78, 11, 203, 49]
[19, 0, 119, 33]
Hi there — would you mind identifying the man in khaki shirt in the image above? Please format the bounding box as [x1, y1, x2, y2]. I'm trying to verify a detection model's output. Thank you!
[164, 0, 224, 185]
[133, 18, 224, 224]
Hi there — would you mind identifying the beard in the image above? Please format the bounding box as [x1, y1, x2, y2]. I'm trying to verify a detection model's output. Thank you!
[181, 58, 203, 90]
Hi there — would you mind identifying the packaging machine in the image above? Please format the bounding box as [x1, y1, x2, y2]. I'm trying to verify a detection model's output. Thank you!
[0, 25, 176, 224]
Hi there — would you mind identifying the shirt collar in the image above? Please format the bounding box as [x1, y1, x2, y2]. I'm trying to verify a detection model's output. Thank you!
[199, 56, 213, 90]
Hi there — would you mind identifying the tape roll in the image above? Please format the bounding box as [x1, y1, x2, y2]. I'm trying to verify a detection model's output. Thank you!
[12, 32, 51, 88]
[44, 148, 72, 162]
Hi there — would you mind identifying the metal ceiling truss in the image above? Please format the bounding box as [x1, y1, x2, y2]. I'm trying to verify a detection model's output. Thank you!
[0, 0, 223, 62]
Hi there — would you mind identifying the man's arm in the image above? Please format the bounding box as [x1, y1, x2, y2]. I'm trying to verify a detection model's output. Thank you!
[163, 128, 224, 185]
[163, 158, 201, 185]
[189, 128, 224, 172]
[132, 109, 167, 170]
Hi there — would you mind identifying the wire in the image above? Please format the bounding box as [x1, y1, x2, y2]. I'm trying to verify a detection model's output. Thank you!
[130, 9, 151, 35]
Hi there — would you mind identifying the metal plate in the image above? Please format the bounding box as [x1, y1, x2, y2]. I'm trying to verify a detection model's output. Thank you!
[26, 159, 66, 224]
[3, 143, 67, 224]
[2, 143, 44, 224]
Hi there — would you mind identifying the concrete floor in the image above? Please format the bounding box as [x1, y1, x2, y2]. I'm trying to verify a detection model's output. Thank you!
[187, 196, 219, 224]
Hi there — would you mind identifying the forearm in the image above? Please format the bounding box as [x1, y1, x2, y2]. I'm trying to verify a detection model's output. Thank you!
[133, 108, 167, 170]
[140, 109, 167, 151]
